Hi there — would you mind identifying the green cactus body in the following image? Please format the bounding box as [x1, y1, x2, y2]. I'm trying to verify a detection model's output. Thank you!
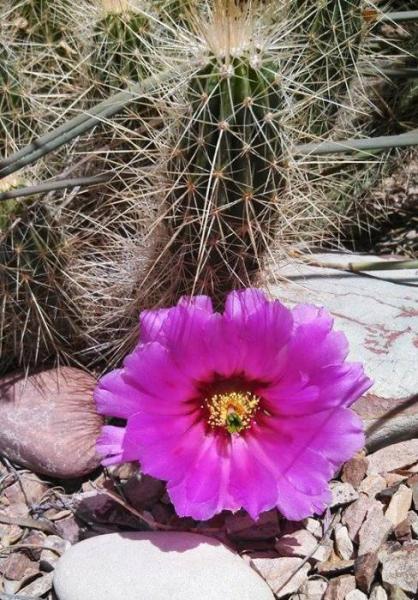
[166, 53, 286, 301]
[13, 0, 69, 46]
[0, 46, 34, 158]
[294, 0, 364, 138]
[0, 199, 78, 375]
[90, 6, 152, 92]
[374, 19, 418, 134]
[157, 0, 193, 24]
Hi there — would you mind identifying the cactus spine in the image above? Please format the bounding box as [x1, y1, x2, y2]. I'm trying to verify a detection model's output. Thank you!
[0, 45, 35, 158]
[89, 1, 152, 94]
[0, 189, 78, 375]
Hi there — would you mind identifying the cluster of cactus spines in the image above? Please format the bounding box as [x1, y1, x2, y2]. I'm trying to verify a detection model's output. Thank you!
[164, 50, 286, 300]
[88, 0, 153, 94]
[138, 0, 364, 308]
[371, 15, 418, 135]
[292, 0, 366, 139]
[0, 183, 79, 375]
[0, 44, 35, 158]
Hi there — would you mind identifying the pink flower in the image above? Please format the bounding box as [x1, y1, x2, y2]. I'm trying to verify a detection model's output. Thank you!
[95, 289, 372, 521]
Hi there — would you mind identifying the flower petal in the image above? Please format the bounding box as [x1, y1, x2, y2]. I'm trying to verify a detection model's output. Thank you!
[288, 304, 349, 374]
[94, 369, 142, 419]
[123, 342, 196, 408]
[167, 433, 237, 520]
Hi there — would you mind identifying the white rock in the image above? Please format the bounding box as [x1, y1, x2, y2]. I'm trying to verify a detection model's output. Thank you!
[276, 529, 328, 560]
[303, 518, 323, 539]
[358, 475, 386, 498]
[369, 586, 388, 600]
[385, 485, 413, 527]
[330, 482, 359, 507]
[251, 556, 310, 598]
[334, 524, 353, 560]
[358, 502, 392, 556]
[297, 579, 327, 600]
[381, 544, 418, 593]
[54, 532, 274, 600]
[368, 440, 418, 475]
[346, 591, 367, 600]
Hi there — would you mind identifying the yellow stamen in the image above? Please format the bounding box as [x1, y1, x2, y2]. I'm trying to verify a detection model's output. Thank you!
[207, 391, 260, 434]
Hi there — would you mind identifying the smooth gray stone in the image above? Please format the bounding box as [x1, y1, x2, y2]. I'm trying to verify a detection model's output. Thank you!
[53, 532, 275, 600]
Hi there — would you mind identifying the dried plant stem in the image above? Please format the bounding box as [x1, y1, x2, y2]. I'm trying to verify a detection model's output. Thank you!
[348, 259, 418, 272]
[0, 174, 111, 202]
[0, 594, 43, 600]
[383, 11, 418, 23]
[299, 256, 418, 272]
[0, 69, 174, 179]
[294, 130, 418, 156]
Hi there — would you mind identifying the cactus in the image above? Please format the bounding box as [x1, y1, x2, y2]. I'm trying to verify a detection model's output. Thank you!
[11, 0, 66, 44]
[291, 0, 366, 138]
[88, 1, 153, 94]
[156, 0, 194, 24]
[0, 44, 35, 158]
[0, 185, 79, 375]
[165, 62, 285, 299]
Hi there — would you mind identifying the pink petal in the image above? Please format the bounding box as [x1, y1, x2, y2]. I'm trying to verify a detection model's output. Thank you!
[123, 342, 196, 407]
[96, 425, 126, 466]
[140, 296, 213, 344]
[208, 289, 293, 380]
[288, 304, 349, 374]
[227, 434, 281, 520]
[94, 369, 142, 419]
[167, 433, 238, 520]
[140, 308, 171, 343]
[160, 304, 217, 381]
[130, 412, 207, 482]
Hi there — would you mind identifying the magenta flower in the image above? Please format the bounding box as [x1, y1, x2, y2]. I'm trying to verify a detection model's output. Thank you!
[95, 289, 372, 522]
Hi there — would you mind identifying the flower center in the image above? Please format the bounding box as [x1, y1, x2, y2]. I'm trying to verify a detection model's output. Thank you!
[207, 391, 260, 434]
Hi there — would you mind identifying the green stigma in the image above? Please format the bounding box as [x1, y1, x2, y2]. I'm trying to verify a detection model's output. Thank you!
[225, 412, 244, 434]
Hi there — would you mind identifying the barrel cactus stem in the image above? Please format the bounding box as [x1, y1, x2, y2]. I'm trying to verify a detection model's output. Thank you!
[161, 0, 288, 305]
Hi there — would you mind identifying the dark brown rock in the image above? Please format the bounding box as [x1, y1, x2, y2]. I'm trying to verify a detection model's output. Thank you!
[317, 560, 355, 576]
[226, 510, 280, 541]
[0, 368, 103, 478]
[324, 575, 356, 600]
[342, 454, 368, 489]
[123, 474, 165, 510]
[355, 552, 379, 593]
[393, 518, 411, 543]
[54, 515, 81, 545]
[3, 552, 38, 581]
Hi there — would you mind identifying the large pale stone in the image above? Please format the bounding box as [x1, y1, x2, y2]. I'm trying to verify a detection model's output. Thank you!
[367, 441, 418, 476]
[54, 532, 274, 600]
[270, 255, 418, 451]
[251, 556, 309, 598]
[0, 368, 103, 478]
